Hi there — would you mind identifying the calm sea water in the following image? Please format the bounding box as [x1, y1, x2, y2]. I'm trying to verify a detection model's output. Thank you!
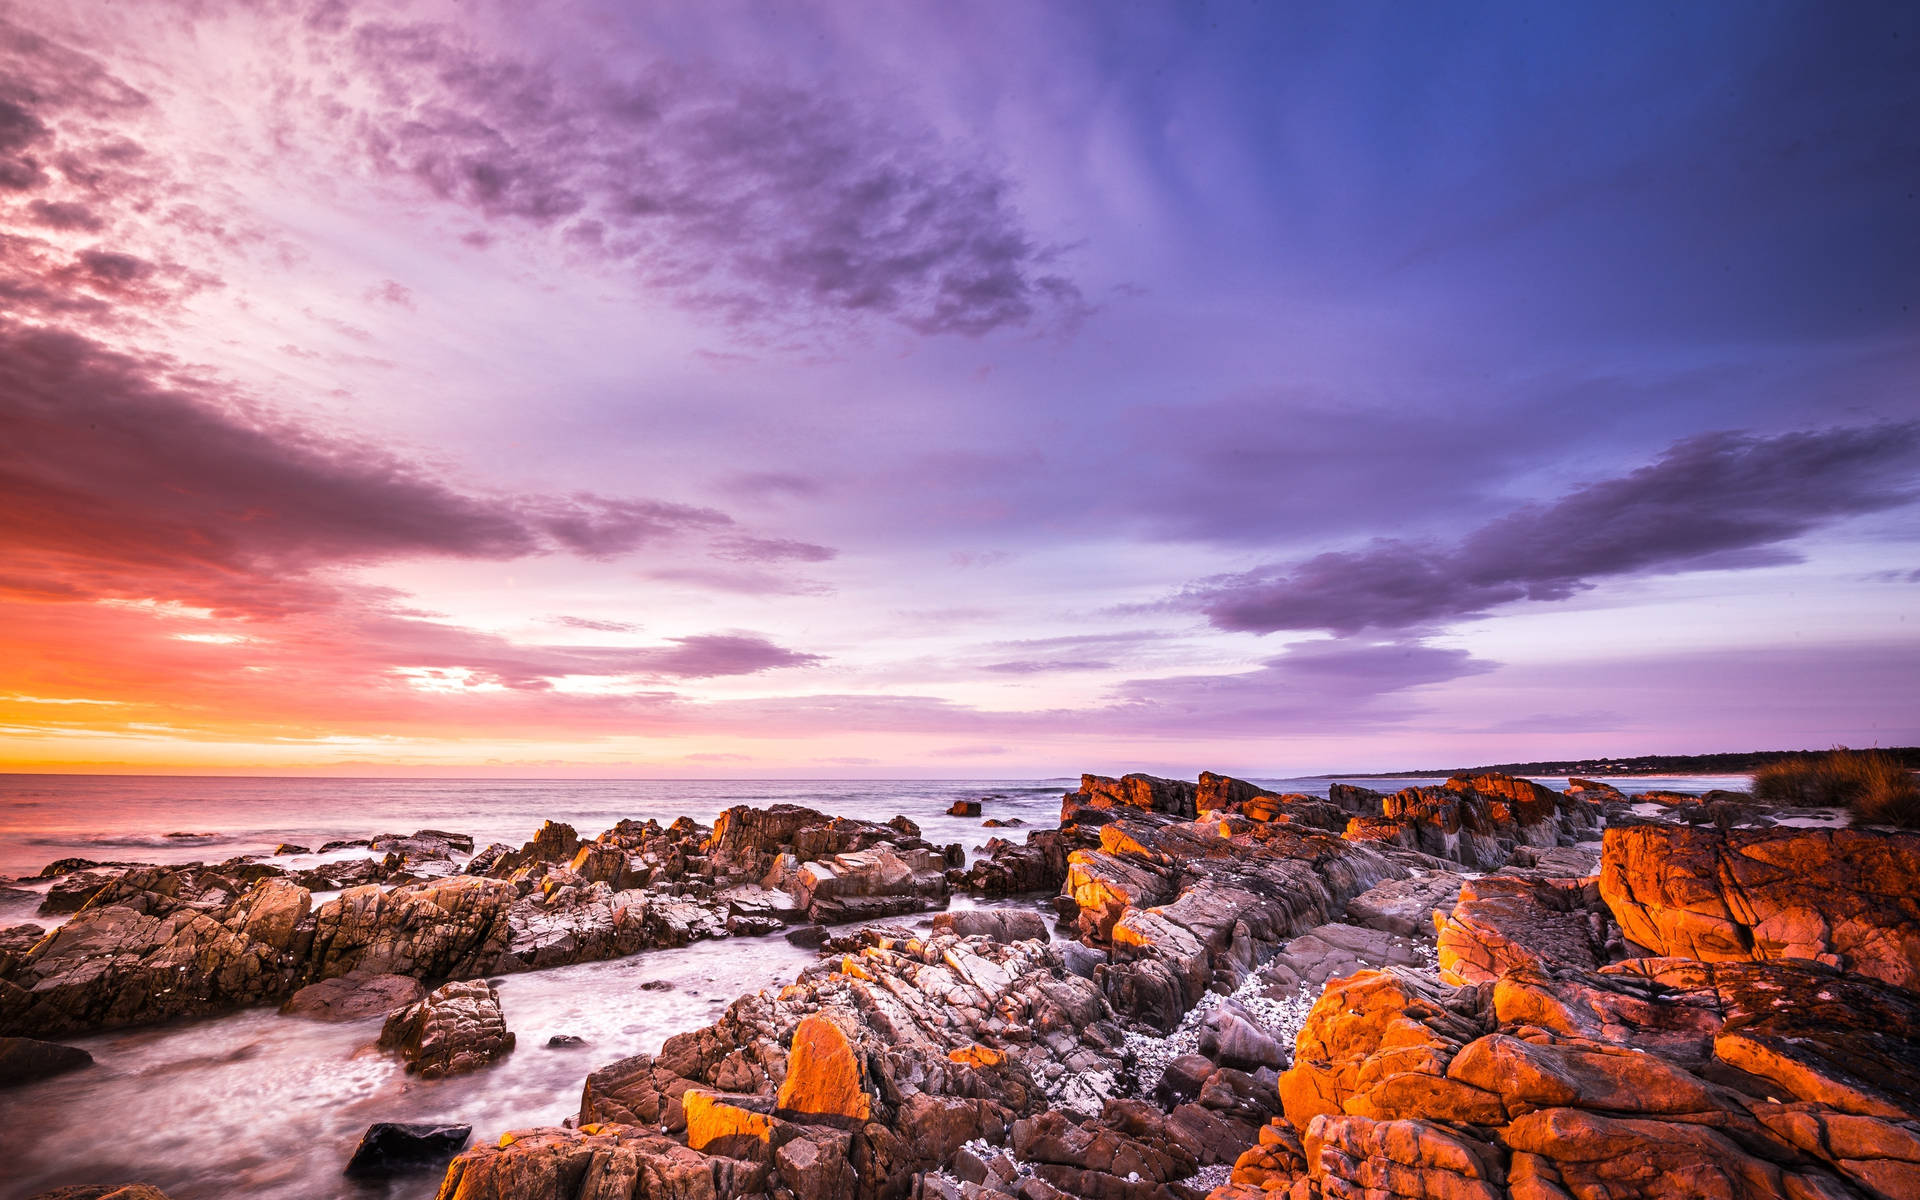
[0, 772, 1747, 1200]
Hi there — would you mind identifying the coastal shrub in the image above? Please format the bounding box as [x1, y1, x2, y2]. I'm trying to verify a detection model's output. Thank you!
[1752, 749, 1920, 827]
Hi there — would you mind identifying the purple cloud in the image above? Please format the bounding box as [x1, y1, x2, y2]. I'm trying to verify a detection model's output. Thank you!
[0, 320, 737, 615]
[1194, 425, 1920, 635]
[321, 16, 1084, 337]
[712, 534, 837, 563]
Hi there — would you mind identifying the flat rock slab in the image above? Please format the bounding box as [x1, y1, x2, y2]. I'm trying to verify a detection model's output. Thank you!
[1258, 922, 1428, 1001]
[1343, 872, 1466, 938]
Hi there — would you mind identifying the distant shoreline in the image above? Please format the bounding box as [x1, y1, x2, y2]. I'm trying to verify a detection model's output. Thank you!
[1318, 746, 1920, 779]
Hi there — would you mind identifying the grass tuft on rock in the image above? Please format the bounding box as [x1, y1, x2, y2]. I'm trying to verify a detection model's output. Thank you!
[1751, 748, 1920, 827]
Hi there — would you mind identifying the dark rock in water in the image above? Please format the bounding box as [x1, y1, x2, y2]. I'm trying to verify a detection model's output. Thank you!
[316, 838, 369, 853]
[639, 978, 675, 991]
[547, 1034, 587, 1048]
[783, 925, 829, 949]
[280, 972, 425, 1022]
[36, 857, 147, 879]
[28, 1186, 177, 1200]
[378, 979, 515, 1079]
[0, 1035, 93, 1086]
[930, 909, 1049, 943]
[341, 1122, 472, 1177]
[981, 817, 1025, 828]
[948, 800, 982, 817]
[272, 843, 311, 856]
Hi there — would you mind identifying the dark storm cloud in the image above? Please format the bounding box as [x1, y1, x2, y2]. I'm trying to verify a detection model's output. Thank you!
[1194, 425, 1920, 636]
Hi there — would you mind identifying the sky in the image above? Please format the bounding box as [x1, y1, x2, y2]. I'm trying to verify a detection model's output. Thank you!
[0, 0, 1916, 778]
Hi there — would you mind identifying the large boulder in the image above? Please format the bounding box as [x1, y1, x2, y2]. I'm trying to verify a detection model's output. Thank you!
[379, 979, 516, 1079]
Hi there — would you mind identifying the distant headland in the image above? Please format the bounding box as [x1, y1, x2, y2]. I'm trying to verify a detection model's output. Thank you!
[1328, 746, 1920, 778]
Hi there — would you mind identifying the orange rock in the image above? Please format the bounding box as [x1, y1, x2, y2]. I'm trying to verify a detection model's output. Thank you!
[776, 1013, 871, 1120]
[684, 1089, 781, 1160]
[948, 1044, 1004, 1068]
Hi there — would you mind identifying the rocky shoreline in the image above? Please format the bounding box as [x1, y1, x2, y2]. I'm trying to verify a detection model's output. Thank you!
[5, 772, 1916, 1200]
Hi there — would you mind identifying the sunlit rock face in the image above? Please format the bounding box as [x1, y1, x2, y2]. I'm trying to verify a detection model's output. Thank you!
[1600, 824, 1920, 991]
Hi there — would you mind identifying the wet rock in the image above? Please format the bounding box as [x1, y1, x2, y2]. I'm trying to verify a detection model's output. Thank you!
[950, 800, 983, 817]
[982, 817, 1025, 828]
[786, 847, 951, 924]
[932, 909, 1050, 943]
[379, 979, 516, 1079]
[317, 839, 370, 853]
[0, 882, 305, 1036]
[280, 972, 426, 1022]
[1600, 824, 1920, 991]
[0, 1035, 93, 1086]
[273, 843, 311, 856]
[547, 1034, 587, 1048]
[343, 1122, 473, 1178]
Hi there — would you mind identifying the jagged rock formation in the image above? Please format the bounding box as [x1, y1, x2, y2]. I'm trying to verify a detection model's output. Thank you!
[380, 979, 516, 1079]
[0, 804, 960, 1038]
[1600, 824, 1920, 990]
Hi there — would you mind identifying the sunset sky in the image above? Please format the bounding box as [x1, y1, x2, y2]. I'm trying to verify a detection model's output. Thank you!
[2, 0, 1916, 777]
